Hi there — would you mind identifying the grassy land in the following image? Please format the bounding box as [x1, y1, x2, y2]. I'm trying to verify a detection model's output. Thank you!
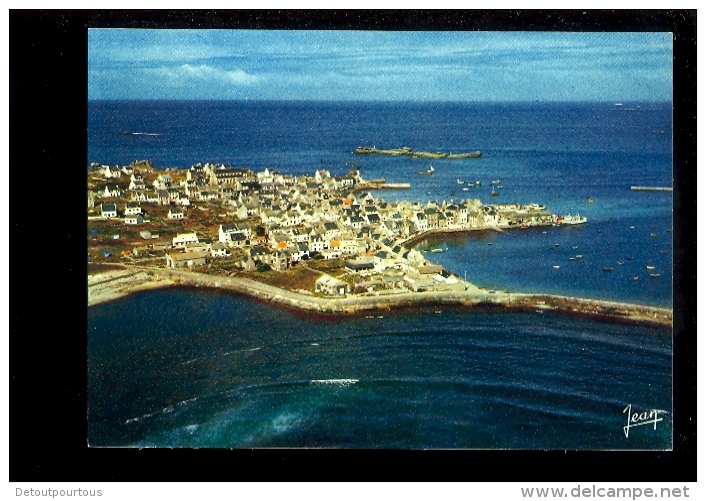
[87, 262, 127, 275]
[249, 266, 322, 291]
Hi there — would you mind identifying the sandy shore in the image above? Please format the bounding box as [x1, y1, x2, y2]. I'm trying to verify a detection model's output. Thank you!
[87, 266, 672, 328]
[87, 269, 176, 307]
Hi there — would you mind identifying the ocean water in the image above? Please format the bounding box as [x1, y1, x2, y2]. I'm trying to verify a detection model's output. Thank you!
[87, 101, 673, 448]
[88, 289, 671, 449]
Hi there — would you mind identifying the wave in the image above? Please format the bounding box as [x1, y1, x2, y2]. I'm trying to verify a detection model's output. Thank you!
[311, 379, 359, 386]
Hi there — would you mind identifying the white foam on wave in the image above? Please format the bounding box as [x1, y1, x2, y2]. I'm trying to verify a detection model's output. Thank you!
[225, 347, 262, 356]
[124, 410, 159, 424]
[311, 379, 359, 386]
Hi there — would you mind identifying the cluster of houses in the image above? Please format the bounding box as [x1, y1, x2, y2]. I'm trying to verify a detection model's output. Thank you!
[91, 162, 560, 296]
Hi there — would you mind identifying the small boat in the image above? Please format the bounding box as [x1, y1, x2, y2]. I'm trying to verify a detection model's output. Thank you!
[487, 242, 494, 246]
[558, 214, 588, 225]
[542, 231, 548, 234]
[377, 315, 384, 319]
[419, 164, 435, 176]
[587, 198, 595, 203]
[602, 267, 613, 272]
[569, 257, 575, 261]
[490, 190, 499, 196]
[430, 248, 444, 253]
[617, 262, 624, 266]
[457, 179, 465, 184]
[630, 226, 635, 229]
[651, 233, 658, 238]
[435, 310, 442, 314]
[626, 256, 634, 261]
[572, 246, 578, 250]
[660, 250, 667, 254]
[497, 185, 503, 189]
[633, 276, 639, 281]
[650, 273, 661, 278]
[366, 315, 374, 319]
[646, 265, 655, 270]
[553, 265, 561, 269]
[576, 254, 583, 259]
[554, 243, 560, 247]
[473, 180, 482, 187]
[462, 187, 469, 191]
[491, 179, 500, 184]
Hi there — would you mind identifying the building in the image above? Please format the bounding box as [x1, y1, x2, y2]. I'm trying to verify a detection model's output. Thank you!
[210, 242, 231, 258]
[101, 203, 117, 219]
[344, 258, 375, 274]
[172, 232, 199, 248]
[165, 251, 207, 269]
[168, 209, 184, 220]
[103, 185, 122, 198]
[315, 274, 351, 296]
[124, 214, 144, 225]
[124, 203, 142, 216]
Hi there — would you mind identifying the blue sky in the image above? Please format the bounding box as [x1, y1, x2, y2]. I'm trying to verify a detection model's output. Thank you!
[88, 30, 672, 102]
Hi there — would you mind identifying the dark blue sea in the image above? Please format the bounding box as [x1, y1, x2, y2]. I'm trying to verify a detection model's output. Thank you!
[88, 101, 673, 448]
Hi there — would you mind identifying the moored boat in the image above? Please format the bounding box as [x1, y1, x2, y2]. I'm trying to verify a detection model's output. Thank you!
[557, 214, 588, 225]
[602, 267, 613, 272]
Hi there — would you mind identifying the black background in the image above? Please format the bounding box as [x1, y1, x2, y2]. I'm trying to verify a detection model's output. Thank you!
[9, 10, 696, 482]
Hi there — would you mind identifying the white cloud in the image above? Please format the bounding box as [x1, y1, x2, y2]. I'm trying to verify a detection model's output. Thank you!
[154, 64, 259, 86]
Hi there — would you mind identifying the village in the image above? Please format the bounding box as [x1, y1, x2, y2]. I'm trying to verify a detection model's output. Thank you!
[87, 160, 570, 298]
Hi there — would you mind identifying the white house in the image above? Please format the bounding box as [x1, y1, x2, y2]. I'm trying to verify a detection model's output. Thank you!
[129, 178, 146, 191]
[168, 209, 184, 220]
[101, 203, 117, 219]
[124, 203, 142, 216]
[104, 165, 122, 178]
[124, 214, 144, 225]
[210, 242, 231, 258]
[172, 232, 199, 248]
[153, 174, 173, 189]
[103, 185, 122, 198]
[315, 274, 350, 296]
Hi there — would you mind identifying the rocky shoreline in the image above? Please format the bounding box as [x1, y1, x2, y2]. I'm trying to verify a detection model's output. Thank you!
[88, 267, 672, 328]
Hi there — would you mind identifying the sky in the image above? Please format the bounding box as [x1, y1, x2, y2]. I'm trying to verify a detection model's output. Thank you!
[88, 30, 673, 102]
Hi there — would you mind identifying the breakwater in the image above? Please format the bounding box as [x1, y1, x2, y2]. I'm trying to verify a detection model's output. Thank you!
[354, 146, 481, 159]
[630, 186, 673, 192]
[88, 267, 672, 327]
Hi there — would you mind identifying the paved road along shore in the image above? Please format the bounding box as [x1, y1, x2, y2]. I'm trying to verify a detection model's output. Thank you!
[88, 267, 672, 328]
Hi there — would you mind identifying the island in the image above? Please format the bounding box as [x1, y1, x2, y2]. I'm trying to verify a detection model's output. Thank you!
[87, 160, 671, 328]
[354, 146, 482, 159]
